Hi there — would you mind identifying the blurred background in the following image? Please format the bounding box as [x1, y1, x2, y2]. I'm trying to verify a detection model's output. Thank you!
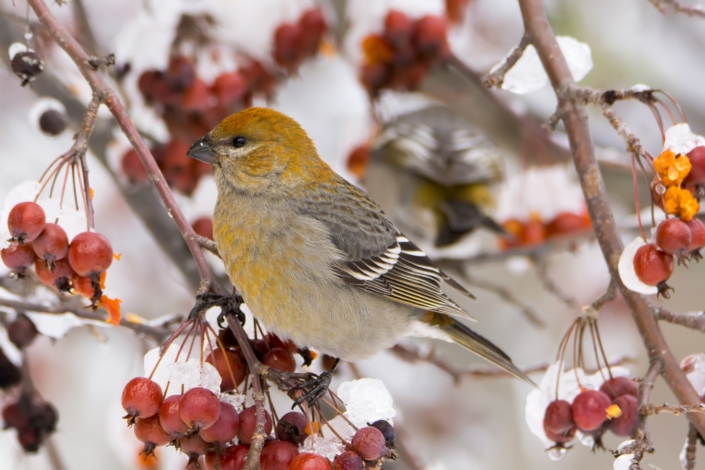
[0, 0, 705, 468]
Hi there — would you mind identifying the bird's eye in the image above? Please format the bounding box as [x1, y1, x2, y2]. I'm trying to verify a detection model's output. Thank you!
[232, 136, 246, 148]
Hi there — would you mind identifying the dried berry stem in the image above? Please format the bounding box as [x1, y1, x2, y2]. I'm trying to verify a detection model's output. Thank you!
[517, 0, 705, 437]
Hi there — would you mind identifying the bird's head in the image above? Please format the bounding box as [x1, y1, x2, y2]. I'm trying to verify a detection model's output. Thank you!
[188, 107, 327, 195]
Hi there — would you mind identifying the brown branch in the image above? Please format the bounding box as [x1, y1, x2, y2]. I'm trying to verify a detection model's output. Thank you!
[649, 0, 705, 17]
[0, 297, 175, 343]
[75, 94, 100, 229]
[583, 281, 618, 316]
[656, 308, 705, 333]
[682, 424, 700, 470]
[517, 0, 705, 438]
[484, 34, 530, 89]
[26, 0, 220, 294]
[640, 403, 705, 417]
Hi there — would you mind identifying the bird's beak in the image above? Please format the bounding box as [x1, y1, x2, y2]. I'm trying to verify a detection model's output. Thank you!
[187, 136, 216, 164]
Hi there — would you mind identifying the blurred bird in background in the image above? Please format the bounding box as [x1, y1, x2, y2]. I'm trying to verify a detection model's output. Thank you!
[365, 104, 506, 248]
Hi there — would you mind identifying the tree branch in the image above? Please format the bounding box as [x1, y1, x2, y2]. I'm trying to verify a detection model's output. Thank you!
[656, 308, 705, 333]
[517, 0, 705, 437]
[649, 0, 705, 17]
[483, 34, 530, 88]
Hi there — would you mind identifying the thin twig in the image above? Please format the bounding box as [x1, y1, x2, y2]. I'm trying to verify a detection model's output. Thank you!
[198, 236, 220, 257]
[534, 257, 578, 308]
[517, 0, 705, 437]
[656, 308, 705, 333]
[649, 0, 705, 17]
[640, 403, 705, 416]
[682, 424, 700, 470]
[484, 34, 530, 89]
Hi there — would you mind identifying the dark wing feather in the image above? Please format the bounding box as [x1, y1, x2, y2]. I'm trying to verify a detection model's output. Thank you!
[298, 177, 474, 317]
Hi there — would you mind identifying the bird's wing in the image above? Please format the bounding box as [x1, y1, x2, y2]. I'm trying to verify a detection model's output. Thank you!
[298, 178, 475, 318]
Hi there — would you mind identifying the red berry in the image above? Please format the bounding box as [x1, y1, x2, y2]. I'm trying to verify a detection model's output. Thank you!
[263, 348, 296, 373]
[608, 395, 638, 437]
[183, 78, 214, 112]
[276, 411, 308, 445]
[268, 334, 297, 353]
[237, 406, 273, 445]
[599, 377, 638, 401]
[1, 242, 36, 275]
[138, 71, 162, 100]
[633, 243, 674, 286]
[32, 223, 69, 266]
[360, 63, 392, 95]
[686, 218, 705, 259]
[289, 453, 331, 470]
[134, 415, 171, 447]
[180, 432, 213, 456]
[346, 145, 370, 179]
[8, 202, 46, 243]
[68, 232, 113, 277]
[71, 273, 96, 298]
[274, 23, 304, 69]
[240, 61, 275, 96]
[213, 72, 249, 106]
[159, 395, 189, 439]
[18, 428, 41, 452]
[180, 387, 221, 430]
[192, 217, 214, 241]
[8, 314, 38, 349]
[252, 338, 271, 359]
[206, 348, 247, 391]
[334, 451, 363, 470]
[3, 402, 28, 429]
[655, 218, 692, 257]
[413, 16, 449, 61]
[205, 444, 249, 470]
[35, 258, 74, 292]
[572, 390, 612, 432]
[200, 402, 240, 445]
[121, 148, 149, 184]
[543, 400, 574, 443]
[545, 212, 590, 238]
[683, 146, 705, 195]
[520, 219, 545, 246]
[260, 440, 299, 470]
[351, 426, 387, 461]
[166, 56, 196, 92]
[299, 9, 327, 56]
[121, 377, 163, 422]
[384, 10, 413, 47]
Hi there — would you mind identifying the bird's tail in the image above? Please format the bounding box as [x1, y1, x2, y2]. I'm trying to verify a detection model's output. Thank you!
[422, 312, 536, 386]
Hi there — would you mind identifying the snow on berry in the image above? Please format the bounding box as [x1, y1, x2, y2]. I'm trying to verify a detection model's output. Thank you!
[618, 237, 658, 296]
[663, 123, 705, 156]
[336, 378, 396, 428]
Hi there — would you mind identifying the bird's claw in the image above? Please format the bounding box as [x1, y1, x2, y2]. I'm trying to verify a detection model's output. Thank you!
[289, 371, 332, 408]
[188, 293, 245, 326]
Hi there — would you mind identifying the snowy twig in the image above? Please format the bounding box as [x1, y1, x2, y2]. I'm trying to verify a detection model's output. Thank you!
[656, 308, 705, 333]
[483, 34, 530, 89]
[649, 0, 705, 17]
[26, 0, 222, 294]
[0, 297, 175, 342]
[640, 403, 705, 416]
[517, 0, 705, 438]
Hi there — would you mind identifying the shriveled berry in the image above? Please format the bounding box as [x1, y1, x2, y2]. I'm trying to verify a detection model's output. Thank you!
[121, 377, 163, 422]
[599, 377, 638, 401]
[276, 411, 308, 445]
[180, 432, 213, 456]
[655, 218, 692, 257]
[8, 202, 46, 243]
[206, 348, 247, 391]
[68, 232, 113, 276]
[686, 218, 705, 259]
[212, 72, 248, 105]
[384, 10, 413, 47]
[32, 223, 69, 265]
[159, 395, 189, 439]
[38, 109, 68, 136]
[289, 453, 331, 470]
[260, 440, 299, 470]
[18, 427, 41, 452]
[180, 387, 221, 430]
[352, 426, 386, 461]
[237, 406, 273, 445]
[0, 347, 22, 389]
[608, 395, 638, 437]
[200, 402, 240, 445]
[2, 242, 36, 275]
[35, 258, 74, 292]
[134, 415, 171, 447]
[370, 420, 395, 447]
[334, 451, 363, 470]
[263, 348, 296, 373]
[11, 50, 43, 86]
[121, 148, 149, 184]
[633, 244, 674, 286]
[543, 400, 574, 442]
[572, 390, 612, 432]
[192, 217, 214, 241]
[205, 444, 249, 470]
[8, 314, 38, 349]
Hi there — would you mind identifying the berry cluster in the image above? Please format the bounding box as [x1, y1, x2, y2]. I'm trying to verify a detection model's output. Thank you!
[273, 9, 328, 71]
[499, 211, 592, 249]
[360, 11, 450, 96]
[543, 377, 638, 448]
[628, 145, 705, 297]
[2, 391, 58, 452]
[1, 201, 121, 324]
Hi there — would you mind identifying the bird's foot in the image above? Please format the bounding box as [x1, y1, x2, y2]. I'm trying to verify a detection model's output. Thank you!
[187, 292, 245, 327]
[261, 365, 336, 409]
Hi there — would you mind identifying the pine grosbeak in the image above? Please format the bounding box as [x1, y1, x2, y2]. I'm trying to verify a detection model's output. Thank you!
[188, 107, 532, 384]
[368, 105, 505, 247]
